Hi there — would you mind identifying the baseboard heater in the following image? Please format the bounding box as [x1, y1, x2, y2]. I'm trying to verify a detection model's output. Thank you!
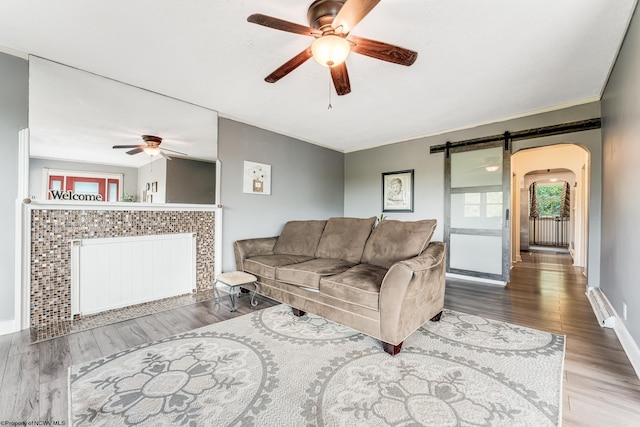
[586, 287, 616, 328]
[71, 233, 196, 316]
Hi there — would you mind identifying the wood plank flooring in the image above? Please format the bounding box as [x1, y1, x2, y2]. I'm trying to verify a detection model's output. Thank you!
[1, 252, 639, 425]
[446, 252, 640, 426]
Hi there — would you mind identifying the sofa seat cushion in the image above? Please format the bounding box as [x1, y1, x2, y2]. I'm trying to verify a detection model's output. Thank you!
[244, 254, 314, 279]
[273, 220, 327, 257]
[319, 263, 387, 311]
[315, 216, 376, 263]
[362, 219, 437, 268]
[275, 258, 356, 289]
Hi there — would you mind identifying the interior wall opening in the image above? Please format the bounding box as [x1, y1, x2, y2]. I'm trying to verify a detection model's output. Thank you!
[511, 144, 590, 276]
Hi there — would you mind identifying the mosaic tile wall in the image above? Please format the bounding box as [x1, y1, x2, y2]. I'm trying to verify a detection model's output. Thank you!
[30, 209, 215, 328]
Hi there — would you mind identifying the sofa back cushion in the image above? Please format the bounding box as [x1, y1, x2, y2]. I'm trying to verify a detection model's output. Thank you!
[273, 220, 327, 257]
[362, 219, 437, 268]
[315, 217, 377, 263]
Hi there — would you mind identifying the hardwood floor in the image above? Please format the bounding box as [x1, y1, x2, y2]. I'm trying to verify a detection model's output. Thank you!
[1, 252, 639, 425]
[446, 252, 640, 426]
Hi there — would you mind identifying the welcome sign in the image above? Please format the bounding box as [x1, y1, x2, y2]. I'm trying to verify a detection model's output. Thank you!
[49, 190, 103, 202]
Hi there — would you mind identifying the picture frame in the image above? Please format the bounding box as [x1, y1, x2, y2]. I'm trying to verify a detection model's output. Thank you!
[151, 181, 157, 193]
[243, 161, 272, 195]
[382, 169, 414, 212]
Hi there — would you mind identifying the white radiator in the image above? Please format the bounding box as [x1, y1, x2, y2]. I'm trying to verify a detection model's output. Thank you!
[586, 287, 616, 329]
[71, 233, 196, 316]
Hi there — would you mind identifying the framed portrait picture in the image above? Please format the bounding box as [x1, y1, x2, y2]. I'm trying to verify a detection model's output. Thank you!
[382, 169, 414, 212]
[243, 161, 272, 195]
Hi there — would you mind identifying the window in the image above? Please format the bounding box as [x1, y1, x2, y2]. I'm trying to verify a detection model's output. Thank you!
[536, 184, 563, 217]
[464, 193, 480, 217]
[486, 192, 502, 218]
[463, 192, 502, 218]
[44, 169, 123, 202]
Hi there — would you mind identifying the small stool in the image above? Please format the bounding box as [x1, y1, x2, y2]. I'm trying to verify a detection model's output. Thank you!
[214, 271, 260, 312]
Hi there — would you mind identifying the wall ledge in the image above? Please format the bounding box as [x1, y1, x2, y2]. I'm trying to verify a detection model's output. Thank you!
[26, 200, 220, 212]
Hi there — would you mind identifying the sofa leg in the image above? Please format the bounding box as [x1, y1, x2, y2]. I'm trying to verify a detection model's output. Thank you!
[430, 311, 443, 322]
[291, 308, 306, 317]
[382, 341, 403, 356]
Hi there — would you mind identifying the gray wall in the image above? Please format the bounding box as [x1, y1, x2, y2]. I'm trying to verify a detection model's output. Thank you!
[218, 118, 344, 272]
[166, 157, 216, 204]
[0, 52, 28, 321]
[138, 157, 167, 203]
[345, 102, 603, 286]
[29, 158, 139, 201]
[601, 5, 640, 344]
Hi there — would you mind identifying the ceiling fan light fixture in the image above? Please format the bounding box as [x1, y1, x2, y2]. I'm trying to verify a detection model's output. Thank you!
[311, 34, 350, 67]
[143, 146, 161, 156]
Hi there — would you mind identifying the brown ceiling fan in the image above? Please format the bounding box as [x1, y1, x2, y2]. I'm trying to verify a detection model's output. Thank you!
[248, 0, 418, 96]
[112, 135, 187, 160]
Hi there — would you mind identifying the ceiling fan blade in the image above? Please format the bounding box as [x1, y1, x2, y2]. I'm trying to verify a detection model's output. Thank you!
[159, 151, 172, 160]
[332, 0, 380, 34]
[265, 47, 313, 83]
[349, 35, 417, 66]
[248, 14, 321, 37]
[126, 148, 144, 155]
[160, 147, 187, 156]
[113, 145, 143, 149]
[330, 63, 351, 96]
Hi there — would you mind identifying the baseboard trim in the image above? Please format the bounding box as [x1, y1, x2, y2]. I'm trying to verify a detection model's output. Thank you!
[445, 273, 506, 287]
[0, 318, 18, 336]
[614, 315, 640, 380]
[594, 289, 640, 379]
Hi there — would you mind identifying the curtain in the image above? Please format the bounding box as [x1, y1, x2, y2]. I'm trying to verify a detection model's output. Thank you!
[560, 181, 571, 218]
[529, 182, 539, 218]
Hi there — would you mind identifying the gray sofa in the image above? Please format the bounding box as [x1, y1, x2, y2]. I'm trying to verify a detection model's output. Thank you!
[233, 217, 446, 355]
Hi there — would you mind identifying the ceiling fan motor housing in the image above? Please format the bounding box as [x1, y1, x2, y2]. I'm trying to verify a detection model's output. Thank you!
[142, 135, 162, 147]
[308, 0, 345, 30]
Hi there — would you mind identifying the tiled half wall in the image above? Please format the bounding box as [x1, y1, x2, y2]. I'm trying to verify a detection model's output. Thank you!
[30, 209, 215, 328]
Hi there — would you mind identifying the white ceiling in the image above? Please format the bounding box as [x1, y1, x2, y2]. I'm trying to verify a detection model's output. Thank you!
[0, 0, 636, 155]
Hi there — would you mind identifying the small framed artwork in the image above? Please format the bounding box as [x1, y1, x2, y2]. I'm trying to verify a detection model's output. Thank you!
[382, 169, 414, 212]
[151, 181, 158, 193]
[243, 161, 271, 195]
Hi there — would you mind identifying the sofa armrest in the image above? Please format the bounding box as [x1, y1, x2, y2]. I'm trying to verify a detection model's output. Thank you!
[233, 237, 278, 271]
[378, 241, 446, 345]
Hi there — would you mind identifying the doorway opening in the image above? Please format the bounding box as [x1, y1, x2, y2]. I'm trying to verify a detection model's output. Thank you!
[526, 170, 573, 253]
[511, 144, 590, 275]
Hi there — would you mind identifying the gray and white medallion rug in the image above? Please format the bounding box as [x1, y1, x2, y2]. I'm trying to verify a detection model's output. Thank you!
[69, 305, 565, 426]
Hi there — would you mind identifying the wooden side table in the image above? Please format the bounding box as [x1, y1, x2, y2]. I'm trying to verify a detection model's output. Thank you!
[214, 271, 260, 312]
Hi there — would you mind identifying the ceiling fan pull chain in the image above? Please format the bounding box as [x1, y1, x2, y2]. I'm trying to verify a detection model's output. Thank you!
[327, 72, 333, 110]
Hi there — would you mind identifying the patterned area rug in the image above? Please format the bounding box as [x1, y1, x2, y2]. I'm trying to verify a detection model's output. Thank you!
[69, 305, 565, 426]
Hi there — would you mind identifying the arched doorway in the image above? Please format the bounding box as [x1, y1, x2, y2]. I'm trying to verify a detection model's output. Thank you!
[511, 144, 590, 275]
[524, 170, 574, 252]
